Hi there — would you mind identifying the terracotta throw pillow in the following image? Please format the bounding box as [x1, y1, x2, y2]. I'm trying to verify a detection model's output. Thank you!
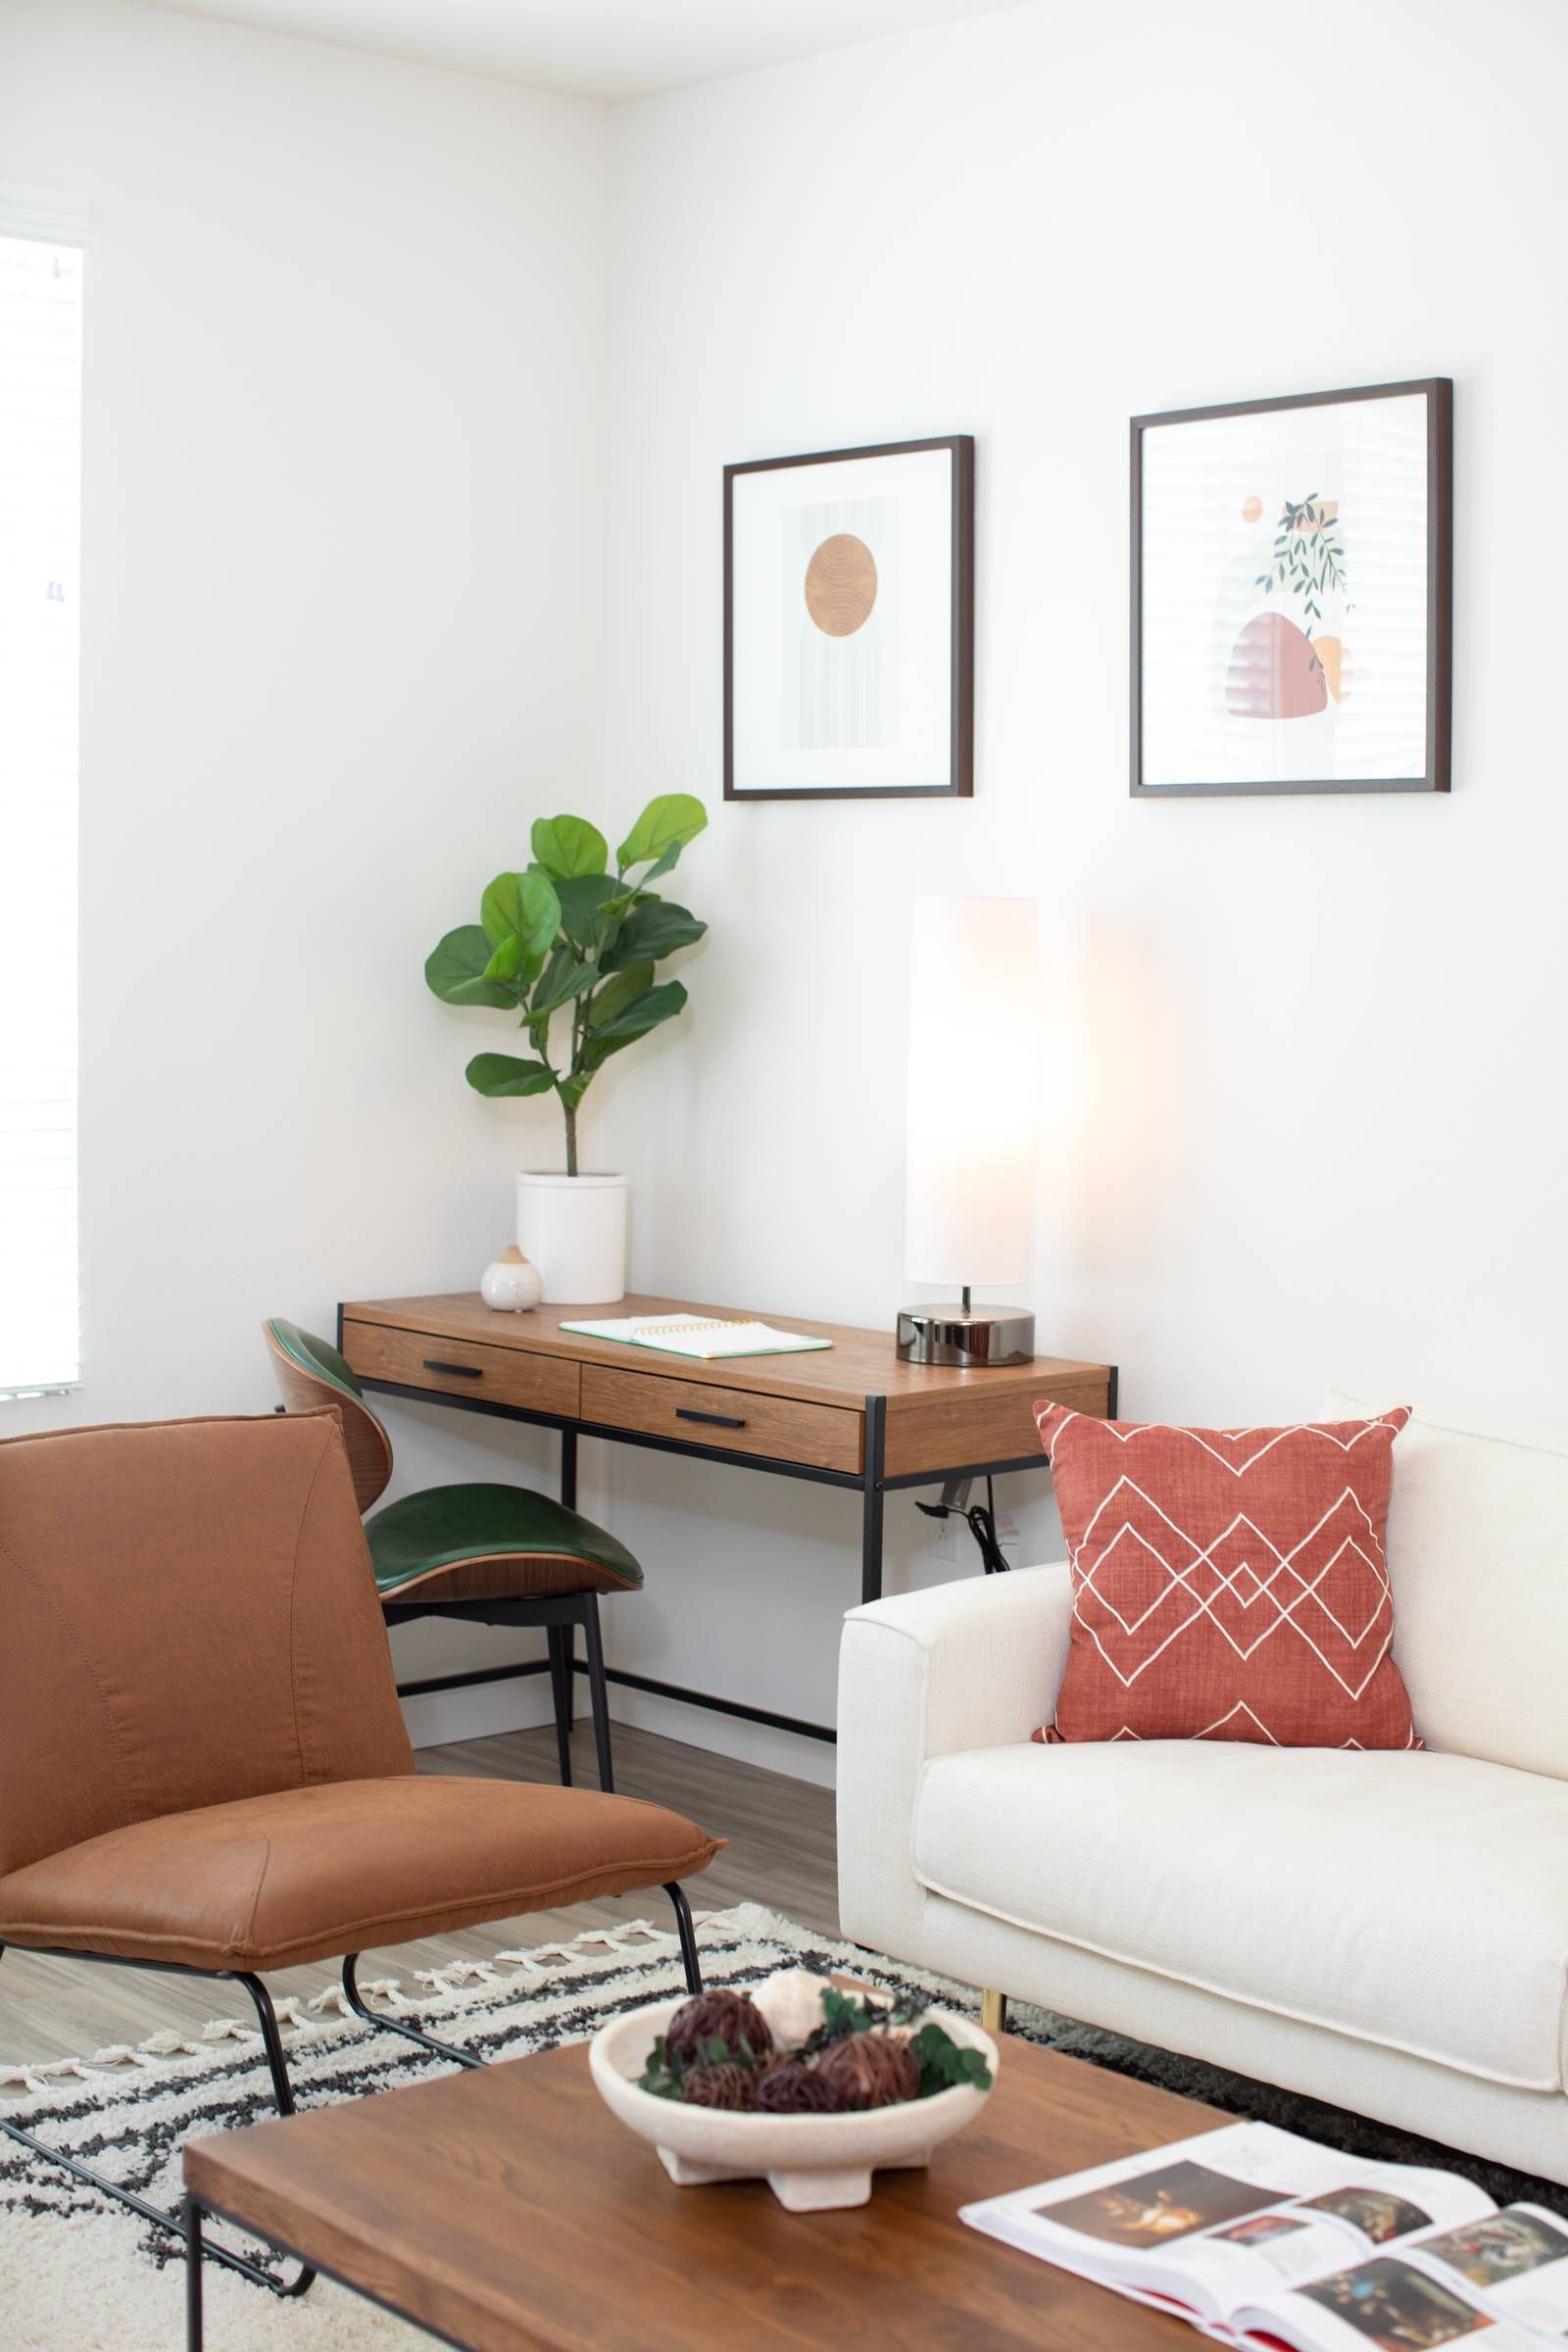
[1033, 1405, 1418, 1748]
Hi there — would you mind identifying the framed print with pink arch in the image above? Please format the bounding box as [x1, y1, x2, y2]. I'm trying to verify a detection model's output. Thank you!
[1131, 379, 1451, 796]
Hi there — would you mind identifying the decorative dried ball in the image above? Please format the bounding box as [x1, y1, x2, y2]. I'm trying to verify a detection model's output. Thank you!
[678, 2061, 755, 2111]
[811, 2031, 921, 2111]
[755, 2060, 847, 2116]
[664, 1988, 774, 2067]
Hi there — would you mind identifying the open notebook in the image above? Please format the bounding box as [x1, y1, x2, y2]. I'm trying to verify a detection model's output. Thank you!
[560, 1313, 831, 1361]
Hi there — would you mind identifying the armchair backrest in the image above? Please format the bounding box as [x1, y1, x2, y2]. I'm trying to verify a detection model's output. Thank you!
[0, 1411, 414, 1878]
[1329, 1384, 1568, 1781]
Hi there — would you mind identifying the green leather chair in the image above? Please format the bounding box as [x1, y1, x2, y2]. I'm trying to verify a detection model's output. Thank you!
[264, 1319, 638, 1790]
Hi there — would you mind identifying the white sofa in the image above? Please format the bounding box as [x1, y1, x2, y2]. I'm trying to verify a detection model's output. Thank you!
[837, 1388, 1568, 2184]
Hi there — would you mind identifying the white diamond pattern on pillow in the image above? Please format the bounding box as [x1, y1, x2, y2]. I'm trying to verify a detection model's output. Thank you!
[1035, 1407, 1420, 1747]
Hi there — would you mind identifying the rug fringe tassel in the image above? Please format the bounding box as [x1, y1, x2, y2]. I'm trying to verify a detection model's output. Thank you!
[0, 1911, 702, 2097]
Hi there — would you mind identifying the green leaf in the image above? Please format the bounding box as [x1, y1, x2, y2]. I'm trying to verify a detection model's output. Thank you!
[425, 926, 518, 1009]
[579, 1028, 637, 1075]
[558, 1071, 593, 1111]
[554, 872, 619, 948]
[529, 946, 598, 1019]
[615, 793, 708, 871]
[612, 899, 707, 966]
[587, 978, 687, 1041]
[640, 838, 684, 884]
[585, 959, 655, 1029]
[481, 869, 561, 960]
[483, 934, 525, 983]
[530, 813, 609, 880]
[465, 1053, 556, 1098]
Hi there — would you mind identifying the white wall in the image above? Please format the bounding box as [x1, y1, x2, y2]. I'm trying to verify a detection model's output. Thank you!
[0, 0, 608, 1732]
[8, 0, 1567, 1787]
[575, 0, 1568, 1780]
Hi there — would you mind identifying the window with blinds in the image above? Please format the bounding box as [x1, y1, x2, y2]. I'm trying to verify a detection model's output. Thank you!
[0, 213, 83, 1397]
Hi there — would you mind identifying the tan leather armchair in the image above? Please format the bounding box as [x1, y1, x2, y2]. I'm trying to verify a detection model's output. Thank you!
[0, 1407, 721, 2299]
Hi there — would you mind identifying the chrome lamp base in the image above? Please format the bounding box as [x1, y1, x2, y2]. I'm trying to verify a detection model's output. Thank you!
[896, 1301, 1036, 1369]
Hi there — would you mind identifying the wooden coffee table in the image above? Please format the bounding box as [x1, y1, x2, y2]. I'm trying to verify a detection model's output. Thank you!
[182, 2034, 1223, 2349]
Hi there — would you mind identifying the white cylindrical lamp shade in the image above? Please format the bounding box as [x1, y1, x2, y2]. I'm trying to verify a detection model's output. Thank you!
[904, 895, 1039, 1289]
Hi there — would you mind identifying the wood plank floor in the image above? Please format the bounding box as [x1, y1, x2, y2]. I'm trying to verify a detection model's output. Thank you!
[0, 1726, 839, 2069]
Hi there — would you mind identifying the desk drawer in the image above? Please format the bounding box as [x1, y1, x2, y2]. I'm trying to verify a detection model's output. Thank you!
[581, 1365, 861, 1473]
[341, 1321, 579, 1419]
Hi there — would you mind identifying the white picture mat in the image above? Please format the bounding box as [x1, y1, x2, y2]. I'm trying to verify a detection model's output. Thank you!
[729, 446, 955, 793]
[1139, 393, 1431, 788]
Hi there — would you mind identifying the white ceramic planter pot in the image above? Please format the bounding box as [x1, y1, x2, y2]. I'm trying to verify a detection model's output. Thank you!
[515, 1171, 627, 1305]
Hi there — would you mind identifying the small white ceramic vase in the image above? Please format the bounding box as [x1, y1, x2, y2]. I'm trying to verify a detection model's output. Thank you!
[479, 1245, 543, 1313]
[515, 1171, 627, 1305]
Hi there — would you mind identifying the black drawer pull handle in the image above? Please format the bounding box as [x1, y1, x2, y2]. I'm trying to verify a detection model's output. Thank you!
[676, 1406, 745, 1430]
[423, 1359, 482, 1379]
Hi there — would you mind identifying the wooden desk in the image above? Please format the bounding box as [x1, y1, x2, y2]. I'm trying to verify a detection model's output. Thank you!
[338, 1293, 1114, 1745]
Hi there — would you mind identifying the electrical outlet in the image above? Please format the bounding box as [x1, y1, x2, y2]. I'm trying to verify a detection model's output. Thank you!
[923, 1509, 1024, 1571]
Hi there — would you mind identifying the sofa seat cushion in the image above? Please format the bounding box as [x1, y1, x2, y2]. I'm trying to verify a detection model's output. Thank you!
[911, 1740, 1568, 2091]
[0, 1778, 722, 1972]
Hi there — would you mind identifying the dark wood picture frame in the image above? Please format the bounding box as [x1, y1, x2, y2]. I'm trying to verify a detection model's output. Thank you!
[723, 434, 975, 801]
[1130, 379, 1452, 797]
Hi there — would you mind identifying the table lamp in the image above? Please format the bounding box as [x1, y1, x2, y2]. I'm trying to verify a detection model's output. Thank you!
[897, 893, 1039, 1368]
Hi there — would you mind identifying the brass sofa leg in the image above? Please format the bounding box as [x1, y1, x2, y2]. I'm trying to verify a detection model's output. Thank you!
[980, 1987, 1008, 2034]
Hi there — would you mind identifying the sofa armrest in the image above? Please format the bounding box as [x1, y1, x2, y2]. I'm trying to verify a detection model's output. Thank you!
[836, 1564, 1073, 1968]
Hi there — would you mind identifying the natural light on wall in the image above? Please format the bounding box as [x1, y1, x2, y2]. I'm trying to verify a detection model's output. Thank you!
[0, 191, 85, 1397]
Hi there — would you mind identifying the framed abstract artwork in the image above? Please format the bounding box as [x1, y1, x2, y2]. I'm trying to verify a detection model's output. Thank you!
[1131, 379, 1452, 796]
[724, 435, 974, 800]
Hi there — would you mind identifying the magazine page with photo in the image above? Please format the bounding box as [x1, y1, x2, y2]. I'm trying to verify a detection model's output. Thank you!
[958, 2123, 1491, 2328]
[1232, 2205, 1568, 2352]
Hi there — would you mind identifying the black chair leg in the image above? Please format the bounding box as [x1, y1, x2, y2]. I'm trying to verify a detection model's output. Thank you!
[581, 1592, 615, 1793]
[546, 1623, 573, 1787]
[664, 1883, 703, 1995]
[0, 1942, 315, 2298]
[340, 1952, 484, 2072]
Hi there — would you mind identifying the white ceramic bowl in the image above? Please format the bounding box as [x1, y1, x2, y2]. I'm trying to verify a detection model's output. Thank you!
[588, 1989, 998, 2212]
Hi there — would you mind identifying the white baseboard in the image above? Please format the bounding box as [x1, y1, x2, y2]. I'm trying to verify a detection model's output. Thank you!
[401, 1671, 555, 1750]
[604, 1685, 836, 1789]
[400, 1663, 835, 1789]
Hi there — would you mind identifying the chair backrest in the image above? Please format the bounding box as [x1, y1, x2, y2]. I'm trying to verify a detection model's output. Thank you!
[0, 1410, 414, 1878]
[1329, 1383, 1568, 1781]
[264, 1318, 393, 1512]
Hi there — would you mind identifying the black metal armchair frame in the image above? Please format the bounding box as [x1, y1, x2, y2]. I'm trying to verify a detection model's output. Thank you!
[0, 1883, 702, 2299]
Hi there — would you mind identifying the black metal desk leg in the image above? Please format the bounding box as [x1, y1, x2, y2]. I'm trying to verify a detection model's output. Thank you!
[860, 1396, 887, 1606]
[560, 1425, 578, 1511]
[184, 2194, 204, 2351]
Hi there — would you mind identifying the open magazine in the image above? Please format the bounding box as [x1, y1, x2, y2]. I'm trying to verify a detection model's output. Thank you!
[960, 2120, 1568, 2350]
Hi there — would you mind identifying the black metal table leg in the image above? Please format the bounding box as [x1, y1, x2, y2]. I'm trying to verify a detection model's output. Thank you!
[184, 2193, 205, 2351]
[860, 1395, 887, 1606]
[560, 1424, 577, 1510]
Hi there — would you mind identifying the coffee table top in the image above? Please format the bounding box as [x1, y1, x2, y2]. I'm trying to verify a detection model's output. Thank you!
[184, 2034, 1224, 2350]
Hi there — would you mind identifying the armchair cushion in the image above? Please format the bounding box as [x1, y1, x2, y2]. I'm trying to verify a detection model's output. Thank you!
[0, 1779, 722, 1972]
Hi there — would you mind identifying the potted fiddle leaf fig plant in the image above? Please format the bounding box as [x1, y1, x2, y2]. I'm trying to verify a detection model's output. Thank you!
[424, 794, 708, 1305]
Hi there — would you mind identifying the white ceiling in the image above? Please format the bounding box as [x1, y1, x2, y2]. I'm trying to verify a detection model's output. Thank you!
[144, 0, 1023, 101]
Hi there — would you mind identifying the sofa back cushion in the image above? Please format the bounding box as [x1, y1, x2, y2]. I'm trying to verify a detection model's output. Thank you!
[1328, 1385, 1568, 1779]
[1035, 1403, 1419, 1749]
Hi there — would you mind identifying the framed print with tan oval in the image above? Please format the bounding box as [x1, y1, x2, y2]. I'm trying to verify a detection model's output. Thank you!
[724, 436, 974, 800]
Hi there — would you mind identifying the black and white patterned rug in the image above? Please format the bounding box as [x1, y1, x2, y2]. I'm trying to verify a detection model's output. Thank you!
[2, 1900, 1561, 2350]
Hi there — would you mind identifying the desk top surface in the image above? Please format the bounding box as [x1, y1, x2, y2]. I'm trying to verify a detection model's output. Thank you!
[341, 1291, 1109, 1417]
